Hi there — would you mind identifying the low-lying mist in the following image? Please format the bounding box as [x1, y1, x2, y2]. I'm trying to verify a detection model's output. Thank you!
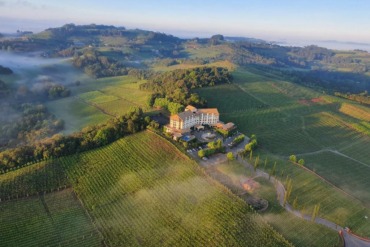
[0, 51, 89, 88]
[0, 51, 90, 149]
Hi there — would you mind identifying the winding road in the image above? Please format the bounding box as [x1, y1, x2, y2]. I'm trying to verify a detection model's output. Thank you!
[237, 158, 370, 247]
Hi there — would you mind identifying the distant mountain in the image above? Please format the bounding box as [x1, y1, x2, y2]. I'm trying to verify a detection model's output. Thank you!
[225, 36, 267, 44]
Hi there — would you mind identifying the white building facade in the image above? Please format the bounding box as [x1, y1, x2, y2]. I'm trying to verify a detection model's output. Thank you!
[166, 105, 220, 133]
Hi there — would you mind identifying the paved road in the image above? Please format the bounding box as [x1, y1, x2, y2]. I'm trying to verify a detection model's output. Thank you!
[239, 159, 343, 231]
[235, 157, 370, 246]
[341, 230, 370, 247]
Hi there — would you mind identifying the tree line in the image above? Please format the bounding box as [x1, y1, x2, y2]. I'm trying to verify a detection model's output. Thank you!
[0, 108, 149, 171]
[334, 91, 370, 105]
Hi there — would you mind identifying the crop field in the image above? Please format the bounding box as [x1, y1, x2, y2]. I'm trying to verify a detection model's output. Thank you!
[204, 160, 340, 247]
[260, 155, 370, 236]
[0, 161, 69, 200]
[339, 103, 370, 122]
[58, 131, 291, 246]
[197, 68, 370, 237]
[0, 189, 101, 247]
[302, 151, 370, 204]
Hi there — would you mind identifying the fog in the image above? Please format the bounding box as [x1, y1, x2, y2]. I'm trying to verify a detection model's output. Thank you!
[0, 51, 89, 126]
[0, 51, 89, 86]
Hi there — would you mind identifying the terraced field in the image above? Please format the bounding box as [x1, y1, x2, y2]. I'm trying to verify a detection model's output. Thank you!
[58, 131, 291, 246]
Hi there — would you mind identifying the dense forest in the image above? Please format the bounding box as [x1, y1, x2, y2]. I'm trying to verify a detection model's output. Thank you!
[140, 67, 232, 113]
[0, 104, 64, 151]
[72, 49, 128, 78]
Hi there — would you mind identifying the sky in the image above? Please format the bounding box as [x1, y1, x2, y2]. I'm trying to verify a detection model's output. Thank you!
[1, 0, 370, 44]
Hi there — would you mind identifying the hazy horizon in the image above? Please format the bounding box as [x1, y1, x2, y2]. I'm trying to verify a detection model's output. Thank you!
[1, 17, 370, 52]
[1, 0, 370, 46]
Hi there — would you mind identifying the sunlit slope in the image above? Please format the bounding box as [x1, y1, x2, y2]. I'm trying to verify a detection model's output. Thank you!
[0, 189, 101, 247]
[59, 131, 291, 246]
[196, 68, 370, 236]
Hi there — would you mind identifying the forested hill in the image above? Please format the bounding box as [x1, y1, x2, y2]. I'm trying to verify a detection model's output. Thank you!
[1, 23, 370, 94]
[0, 24, 181, 56]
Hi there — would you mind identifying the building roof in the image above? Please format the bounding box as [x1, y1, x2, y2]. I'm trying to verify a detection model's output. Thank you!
[215, 122, 236, 131]
[170, 114, 181, 121]
[198, 108, 219, 115]
[185, 105, 197, 112]
[223, 122, 235, 131]
[170, 107, 219, 121]
[170, 111, 195, 121]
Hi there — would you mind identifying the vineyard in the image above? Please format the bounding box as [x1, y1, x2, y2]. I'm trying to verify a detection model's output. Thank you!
[58, 131, 291, 246]
[197, 68, 370, 239]
[0, 189, 101, 247]
[0, 161, 70, 200]
[204, 160, 340, 247]
[339, 103, 370, 122]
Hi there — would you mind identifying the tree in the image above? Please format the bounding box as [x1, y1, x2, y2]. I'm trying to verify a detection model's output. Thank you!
[311, 204, 320, 222]
[272, 162, 277, 177]
[298, 159, 305, 166]
[293, 197, 298, 209]
[283, 178, 293, 206]
[253, 155, 260, 172]
[227, 152, 234, 162]
[289, 155, 297, 163]
[198, 150, 205, 158]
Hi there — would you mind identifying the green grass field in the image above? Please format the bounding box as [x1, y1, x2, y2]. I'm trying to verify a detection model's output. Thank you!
[46, 97, 110, 134]
[47, 75, 152, 133]
[0, 189, 101, 247]
[57, 131, 291, 246]
[78, 90, 120, 104]
[196, 67, 370, 238]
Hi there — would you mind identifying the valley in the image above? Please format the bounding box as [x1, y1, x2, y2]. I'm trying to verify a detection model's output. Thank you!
[1, 24, 370, 246]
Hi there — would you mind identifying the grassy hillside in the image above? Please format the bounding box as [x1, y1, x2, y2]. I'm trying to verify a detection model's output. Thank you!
[58, 131, 291, 246]
[46, 75, 151, 133]
[196, 68, 370, 237]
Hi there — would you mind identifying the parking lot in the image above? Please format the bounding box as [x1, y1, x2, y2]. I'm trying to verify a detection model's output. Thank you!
[186, 130, 250, 167]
